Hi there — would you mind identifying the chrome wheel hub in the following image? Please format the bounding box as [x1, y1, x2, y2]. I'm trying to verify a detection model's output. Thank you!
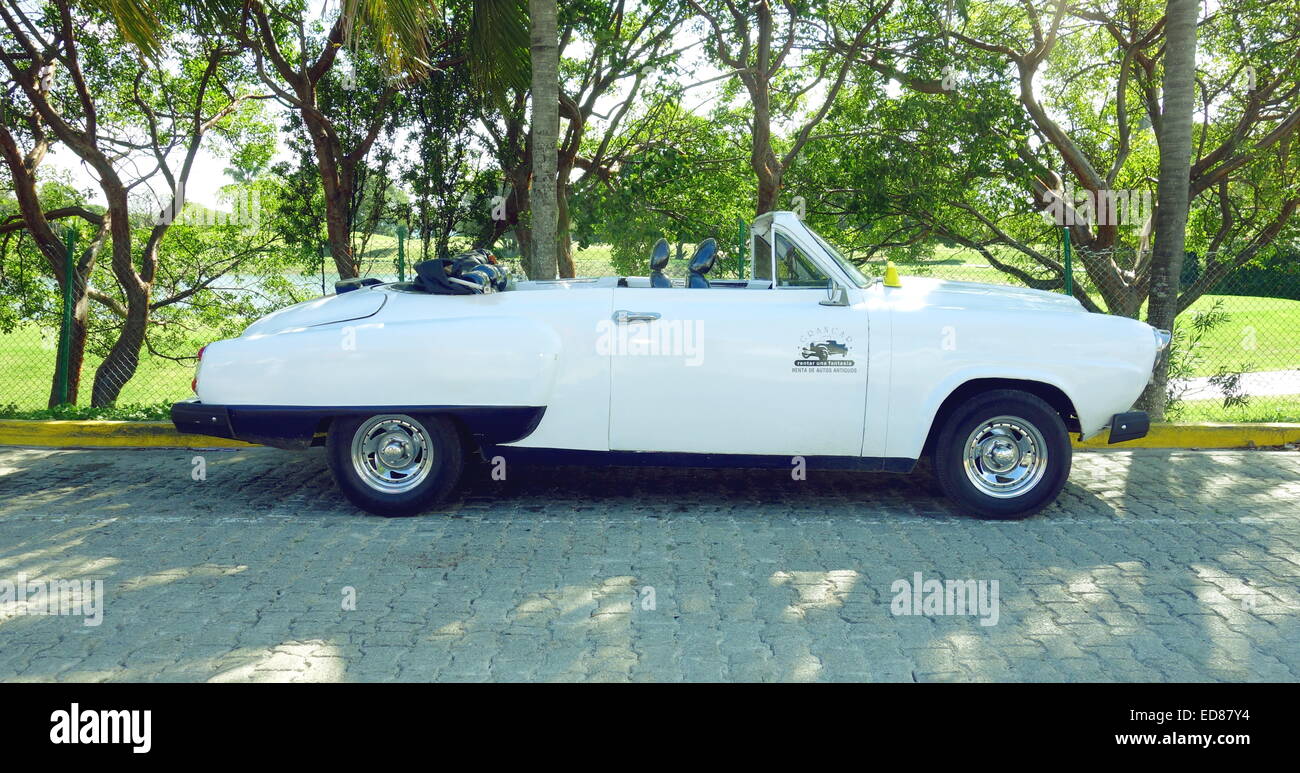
[378, 436, 415, 467]
[962, 416, 1048, 498]
[981, 437, 1019, 472]
[351, 415, 434, 494]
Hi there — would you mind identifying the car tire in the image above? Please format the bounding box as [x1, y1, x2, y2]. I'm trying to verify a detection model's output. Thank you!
[932, 390, 1071, 520]
[326, 413, 464, 517]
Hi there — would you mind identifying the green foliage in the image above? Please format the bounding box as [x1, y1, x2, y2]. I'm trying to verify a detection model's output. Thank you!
[0, 401, 172, 421]
[400, 55, 481, 261]
[572, 101, 754, 276]
[1164, 301, 1232, 417]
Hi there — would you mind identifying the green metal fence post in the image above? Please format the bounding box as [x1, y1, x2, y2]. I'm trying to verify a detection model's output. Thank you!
[1062, 228, 1073, 296]
[56, 226, 77, 405]
[396, 224, 407, 282]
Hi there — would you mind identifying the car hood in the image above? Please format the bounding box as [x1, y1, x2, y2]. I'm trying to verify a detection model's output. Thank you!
[241, 288, 388, 337]
[893, 276, 1086, 313]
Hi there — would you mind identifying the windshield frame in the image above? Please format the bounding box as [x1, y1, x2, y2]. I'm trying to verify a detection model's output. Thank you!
[803, 224, 876, 289]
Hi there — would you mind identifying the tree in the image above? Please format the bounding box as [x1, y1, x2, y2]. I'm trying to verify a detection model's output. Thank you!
[0, 87, 109, 405]
[236, 0, 530, 278]
[236, 5, 406, 279]
[401, 56, 480, 261]
[1142, 0, 1201, 417]
[472, 1, 683, 277]
[687, 0, 890, 218]
[0, 1, 260, 404]
[528, 0, 559, 279]
[573, 98, 755, 274]
[552, 0, 684, 276]
[818, 0, 1299, 321]
[0, 186, 111, 406]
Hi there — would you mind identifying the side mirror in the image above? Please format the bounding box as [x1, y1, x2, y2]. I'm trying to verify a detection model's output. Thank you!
[820, 281, 849, 307]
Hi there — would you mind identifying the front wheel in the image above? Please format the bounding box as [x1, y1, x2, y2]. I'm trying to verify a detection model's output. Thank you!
[326, 413, 464, 517]
[932, 390, 1071, 520]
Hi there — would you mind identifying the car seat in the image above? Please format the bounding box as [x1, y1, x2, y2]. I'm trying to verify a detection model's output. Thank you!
[649, 238, 671, 288]
[687, 239, 717, 288]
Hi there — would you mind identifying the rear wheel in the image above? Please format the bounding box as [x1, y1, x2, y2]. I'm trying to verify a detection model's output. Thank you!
[326, 413, 464, 517]
[933, 390, 1071, 520]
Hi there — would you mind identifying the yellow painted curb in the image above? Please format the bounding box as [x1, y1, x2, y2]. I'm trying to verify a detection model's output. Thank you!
[0, 420, 257, 449]
[0, 419, 1296, 451]
[1073, 422, 1300, 449]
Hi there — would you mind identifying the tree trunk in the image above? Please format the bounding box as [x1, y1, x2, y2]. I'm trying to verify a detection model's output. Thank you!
[556, 174, 575, 278]
[90, 188, 149, 406]
[755, 158, 782, 216]
[323, 194, 357, 279]
[490, 162, 535, 276]
[1140, 0, 1200, 419]
[305, 111, 359, 279]
[513, 222, 533, 275]
[91, 300, 148, 406]
[53, 220, 111, 405]
[750, 72, 782, 215]
[528, 0, 560, 280]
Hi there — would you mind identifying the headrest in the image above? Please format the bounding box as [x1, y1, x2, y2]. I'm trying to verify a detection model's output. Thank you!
[650, 238, 670, 271]
[689, 238, 718, 274]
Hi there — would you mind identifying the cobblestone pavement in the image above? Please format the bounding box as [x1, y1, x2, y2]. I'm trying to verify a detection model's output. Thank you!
[0, 446, 1297, 682]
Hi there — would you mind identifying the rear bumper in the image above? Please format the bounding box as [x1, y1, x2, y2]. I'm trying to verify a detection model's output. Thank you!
[1107, 410, 1150, 444]
[171, 400, 546, 450]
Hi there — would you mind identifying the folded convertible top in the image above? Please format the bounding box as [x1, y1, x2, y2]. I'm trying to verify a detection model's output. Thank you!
[413, 250, 508, 295]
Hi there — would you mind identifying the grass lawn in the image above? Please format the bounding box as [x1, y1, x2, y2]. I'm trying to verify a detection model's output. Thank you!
[1173, 394, 1300, 424]
[1176, 294, 1300, 376]
[0, 325, 200, 410]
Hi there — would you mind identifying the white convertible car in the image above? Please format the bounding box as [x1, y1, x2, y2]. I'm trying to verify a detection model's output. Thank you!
[173, 212, 1169, 519]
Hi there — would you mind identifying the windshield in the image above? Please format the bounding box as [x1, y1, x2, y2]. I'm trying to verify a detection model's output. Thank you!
[804, 225, 875, 288]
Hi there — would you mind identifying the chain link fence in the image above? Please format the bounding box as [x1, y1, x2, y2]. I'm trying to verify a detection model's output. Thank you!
[0, 227, 375, 416]
[2, 230, 1296, 422]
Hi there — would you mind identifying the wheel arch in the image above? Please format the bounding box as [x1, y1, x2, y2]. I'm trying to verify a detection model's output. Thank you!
[920, 378, 1080, 457]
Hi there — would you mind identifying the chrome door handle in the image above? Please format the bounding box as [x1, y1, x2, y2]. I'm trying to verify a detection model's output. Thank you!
[613, 310, 661, 324]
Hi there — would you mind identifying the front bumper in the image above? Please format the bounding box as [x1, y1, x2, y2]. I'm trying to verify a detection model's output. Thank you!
[172, 399, 236, 440]
[171, 400, 325, 449]
[1149, 328, 1172, 383]
[1107, 410, 1150, 444]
